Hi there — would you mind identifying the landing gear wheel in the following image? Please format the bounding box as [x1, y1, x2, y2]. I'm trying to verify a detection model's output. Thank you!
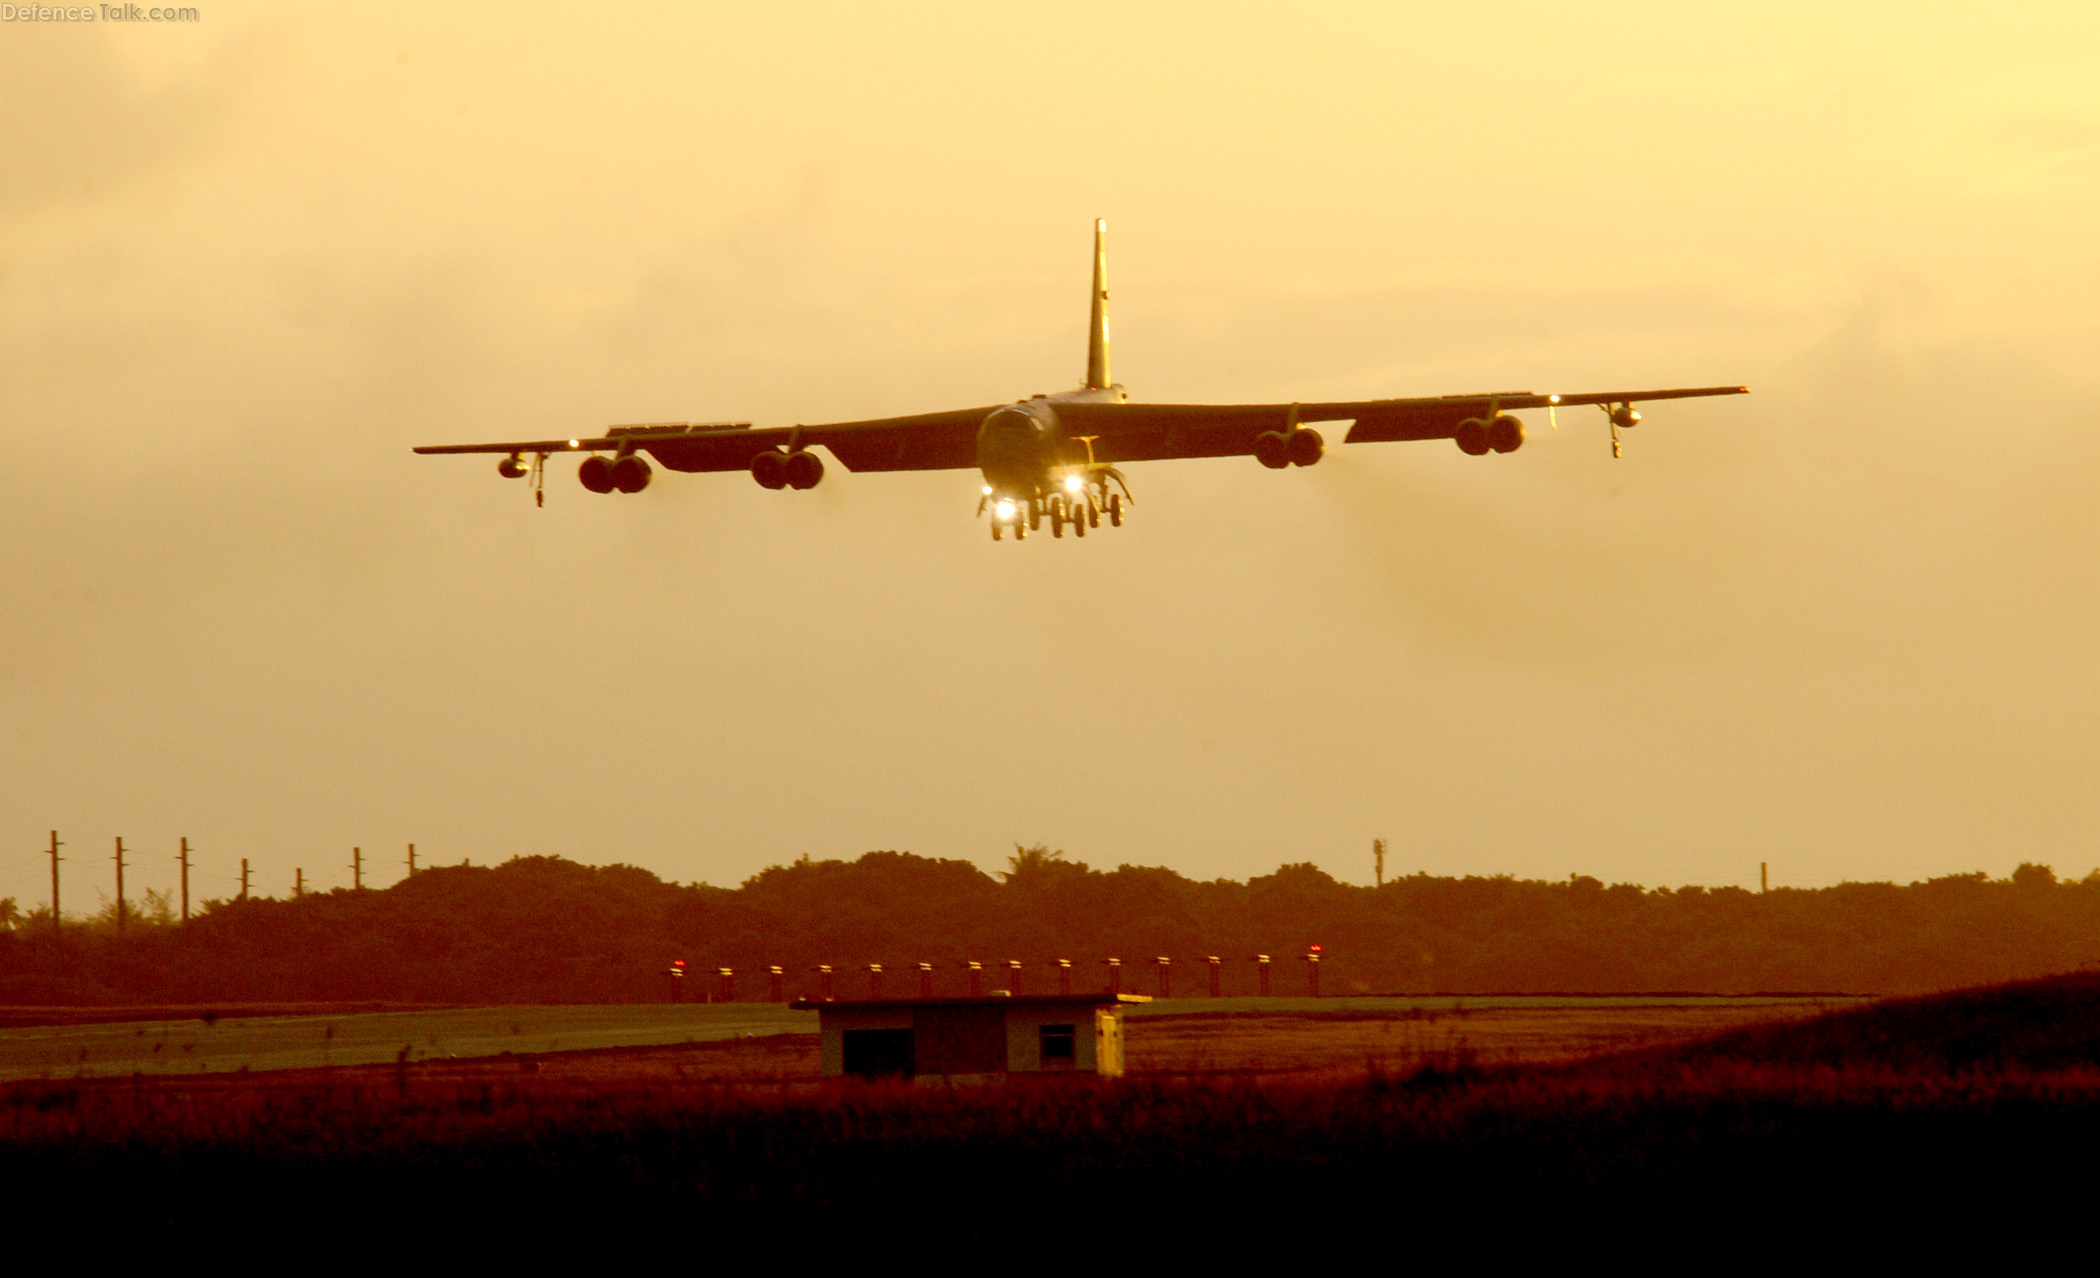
[991, 523, 1002, 541]
[1108, 493, 1123, 526]
[1051, 504, 1065, 537]
[1028, 500, 1042, 531]
[1014, 518, 1027, 540]
[1073, 506, 1087, 537]
[1086, 500, 1100, 528]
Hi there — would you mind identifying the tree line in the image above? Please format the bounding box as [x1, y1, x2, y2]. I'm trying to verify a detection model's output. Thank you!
[2, 847, 2095, 1004]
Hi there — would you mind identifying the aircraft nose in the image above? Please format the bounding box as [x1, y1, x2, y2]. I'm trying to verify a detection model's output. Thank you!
[977, 407, 1044, 490]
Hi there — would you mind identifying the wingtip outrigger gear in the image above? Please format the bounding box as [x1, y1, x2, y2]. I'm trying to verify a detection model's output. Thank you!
[1602, 401, 1641, 459]
[494, 451, 550, 505]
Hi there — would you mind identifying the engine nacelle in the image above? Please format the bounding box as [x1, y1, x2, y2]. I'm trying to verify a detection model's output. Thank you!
[610, 454, 652, 493]
[750, 449, 788, 489]
[578, 455, 616, 493]
[1454, 418, 1491, 455]
[1487, 415, 1525, 454]
[784, 449, 824, 490]
[1253, 431, 1291, 469]
[497, 455, 528, 480]
[1287, 427, 1324, 467]
[1610, 405, 1642, 429]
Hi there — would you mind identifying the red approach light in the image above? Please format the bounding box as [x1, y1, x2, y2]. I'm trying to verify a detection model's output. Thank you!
[1308, 945, 1322, 953]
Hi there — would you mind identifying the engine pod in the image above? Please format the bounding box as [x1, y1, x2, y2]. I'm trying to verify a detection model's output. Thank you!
[784, 449, 824, 490]
[750, 449, 789, 489]
[578, 455, 616, 492]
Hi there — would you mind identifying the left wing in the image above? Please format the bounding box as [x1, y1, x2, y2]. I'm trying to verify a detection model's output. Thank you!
[1052, 385, 1748, 461]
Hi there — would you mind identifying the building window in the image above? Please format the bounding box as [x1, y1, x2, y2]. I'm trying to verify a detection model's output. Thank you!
[1040, 1024, 1076, 1063]
[843, 1028, 914, 1079]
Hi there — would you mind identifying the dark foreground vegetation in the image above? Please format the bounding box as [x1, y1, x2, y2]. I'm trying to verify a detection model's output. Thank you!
[7, 974, 2100, 1248]
[6, 848, 2100, 1003]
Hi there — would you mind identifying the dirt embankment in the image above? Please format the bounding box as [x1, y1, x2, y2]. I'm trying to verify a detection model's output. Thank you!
[1654, 970, 2100, 1072]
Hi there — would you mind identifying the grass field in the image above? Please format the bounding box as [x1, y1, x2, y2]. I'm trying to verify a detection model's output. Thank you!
[0, 1003, 812, 1081]
[5, 1047, 2093, 1246]
[2, 979, 2093, 1246]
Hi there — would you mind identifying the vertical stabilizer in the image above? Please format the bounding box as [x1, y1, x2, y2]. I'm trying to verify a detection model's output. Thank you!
[1085, 219, 1111, 390]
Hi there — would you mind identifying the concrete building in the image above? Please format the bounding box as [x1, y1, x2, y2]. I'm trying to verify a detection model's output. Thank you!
[791, 993, 1150, 1081]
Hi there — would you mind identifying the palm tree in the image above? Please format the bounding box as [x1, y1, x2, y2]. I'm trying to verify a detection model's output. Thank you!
[1002, 844, 1065, 884]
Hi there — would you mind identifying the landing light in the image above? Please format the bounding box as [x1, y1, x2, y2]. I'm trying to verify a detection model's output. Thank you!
[994, 499, 1016, 521]
[982, 485, 993, 495]
[568, 439, 581, 449]
[1548, 395, 1561, 404]
[1063, 475, 1083, 493]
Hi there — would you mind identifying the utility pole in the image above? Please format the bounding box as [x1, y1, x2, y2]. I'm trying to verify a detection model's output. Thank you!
[177, 838, 191, 922]
[113, 837, 127, 934]
[294, 868, 303, 899]
[239, 858, 250, 901]
[405, 843, 416, 877]
[46, 832, 62, 936]
[1374, 837, 1387, 888]
[352, 847, 362, 890]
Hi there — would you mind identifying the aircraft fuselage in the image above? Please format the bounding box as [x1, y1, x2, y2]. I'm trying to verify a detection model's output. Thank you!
[975, 385, 1128, 500]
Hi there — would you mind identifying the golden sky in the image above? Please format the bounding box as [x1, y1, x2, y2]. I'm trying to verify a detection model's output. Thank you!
[4, 2, 2097, 906]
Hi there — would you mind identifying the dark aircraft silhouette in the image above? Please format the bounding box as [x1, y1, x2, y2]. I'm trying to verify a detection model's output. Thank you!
[416, 222, 1746, 539]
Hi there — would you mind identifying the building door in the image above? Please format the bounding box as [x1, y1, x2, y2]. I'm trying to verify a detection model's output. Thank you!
[843, 1028, 915, 1079]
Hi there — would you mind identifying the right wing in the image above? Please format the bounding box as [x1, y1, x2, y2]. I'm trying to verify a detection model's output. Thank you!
[414, 406, 996, 474]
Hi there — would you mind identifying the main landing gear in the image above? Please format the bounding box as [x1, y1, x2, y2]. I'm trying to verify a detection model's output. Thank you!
[983, 469, 1129, 543]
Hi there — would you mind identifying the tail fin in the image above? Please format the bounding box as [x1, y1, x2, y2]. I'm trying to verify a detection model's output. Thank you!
[1085, 218, 1111, 390]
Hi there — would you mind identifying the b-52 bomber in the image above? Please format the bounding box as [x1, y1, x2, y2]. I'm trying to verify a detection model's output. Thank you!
[416, 222, 1746, 540]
